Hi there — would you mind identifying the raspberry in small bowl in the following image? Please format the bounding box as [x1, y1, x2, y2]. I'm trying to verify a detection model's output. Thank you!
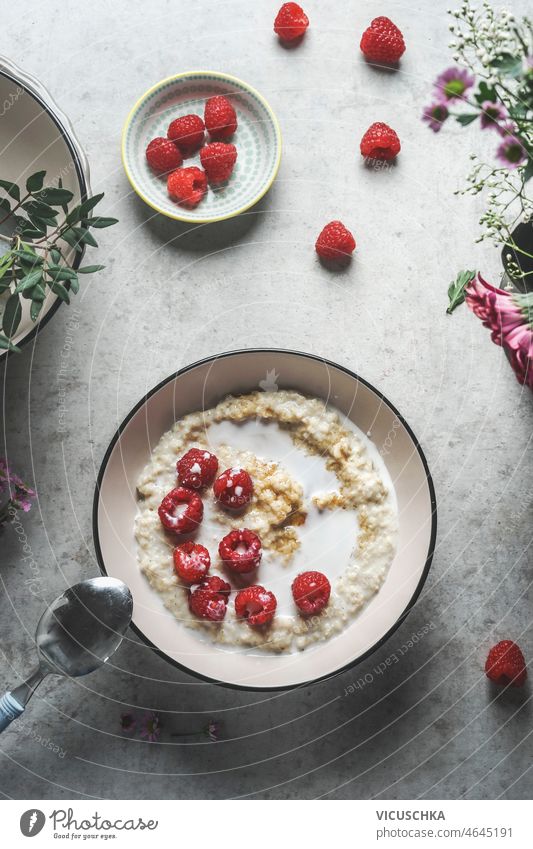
[189, 575, 231, 621]
[122, 71, 281, 224]
[292, 571, 331, 615]
[173, 542, 210, 583]
[235, 585, 277, 626]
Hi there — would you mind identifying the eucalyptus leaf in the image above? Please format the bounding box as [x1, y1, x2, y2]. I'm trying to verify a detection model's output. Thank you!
[78, 192, 105, 218]
[0, 334, 21, 352]
[0, 197, 11, 214]
[77, 264, 105, 274]
[72, 226, 98, 247]
[15, 268, 43, 294]
[2, 293, 22, 336]
[456, 113, 478, 126]
[50, 281, 70, 304]
[30, 283, 46, 302]
[87, 216, 118, 229]
[30, 298, 43, 321]
[447, 269, 476, 315]
[490, 52, 522, 77]
[26, 170, 47, 193]
[69, 277, 79, 295]
[523, 157, 533, 183]
[35, 187, 74, 206]
[0, 179, 20, 201]
[23, 200, 58, 218]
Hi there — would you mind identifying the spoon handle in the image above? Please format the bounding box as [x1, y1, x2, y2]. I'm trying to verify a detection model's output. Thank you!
[0, 692, 24, 732]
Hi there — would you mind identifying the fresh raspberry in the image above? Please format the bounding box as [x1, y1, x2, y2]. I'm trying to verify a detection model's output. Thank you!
[213, 467, 253, 510]
[167, 114, 205, 153]
[274, 3, 309, 42]
[200, 143, 238, 184]
[360, 122, 401, 161]
[167, 167, 207, 208]
[485, 640, 527, 687]
[219, 529, 262, 573]
[292, 571, 331, 614]
[177, 448, 218, 490]
[158, 487, 203, 534]
[235, 585, 277, 626]
[204, 96, 237, 140]
[145, 137, 183, 173]
[360, 16, 406, 64]
[315, 221, 356, 261]
[189, 575, 231, 621]
[173, 542, 211, 583]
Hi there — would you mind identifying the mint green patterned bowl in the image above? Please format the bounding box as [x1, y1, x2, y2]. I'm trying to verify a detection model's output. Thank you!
[122, 71, 282, 223]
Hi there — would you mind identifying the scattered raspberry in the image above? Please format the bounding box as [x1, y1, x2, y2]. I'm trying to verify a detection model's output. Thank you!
[274, 3, 309, 42]
[158, 486, 203, 534]
[485, 640, 527, 687]
[189, 575, 231, 621]
[167, 167, 207, 208]
[204, 96, 237, 140]
[292, 571, 331, 614]
[173, 542, 211, 583]
[167, 114, 205, 153]
[200, 142, 238, 184]
[219, 529, 262, 573]
[235, 585, 277, 626]
[177, 447, 219, 490]
[360, 122, 401, 161]
[213, 467, 253, 510]
[315, 221, 356, 261]
[145, 137, 183, 173]
[360, 16, 406, 64]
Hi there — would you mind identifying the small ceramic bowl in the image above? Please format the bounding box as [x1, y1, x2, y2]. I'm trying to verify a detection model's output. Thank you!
[94, 349, 437, 691]
[121, 71, 282, 224]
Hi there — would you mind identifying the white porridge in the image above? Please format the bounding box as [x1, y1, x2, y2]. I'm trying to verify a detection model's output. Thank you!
[135, 390, 398, 652]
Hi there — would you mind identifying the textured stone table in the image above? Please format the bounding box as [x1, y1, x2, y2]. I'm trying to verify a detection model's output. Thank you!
[1, 0, 531, 800]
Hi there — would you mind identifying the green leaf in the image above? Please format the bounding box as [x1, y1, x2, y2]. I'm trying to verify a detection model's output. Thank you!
[35, 187, 74, 206]
[29, 283, 46, 301]
[26, 170, 47, 193]
[0, 197, 11, 214]
[11, 249, 43, 265]
[0, 278, 11, 294]
[50, 281, 70, 304]
[87, 216, 118, 229]
[46, 266, 77, 281]
[50, 248, 62, 265]
[474, 82, 497, 104]
[77, 264, 105, 274]
[78, 192, 105, 218]
[2, 292, 21, 336]
[60, 228, 84, 251]
[69, 277, 79, 294]
[58, 177, 69, 215]
[30, 298, 43, 321]
[0, 179, 20, 201]
[0, 333, 20, 352]
[14, 217, 44, 239]
[14, 268, 43, 294]
[456, 113, 478, 126]
[523, 157, 533, 183]
[72, 226, 98, 247]
[447, 269, 476, 315]
[490, 52, 522, 77]
[22, 200, 58, 219]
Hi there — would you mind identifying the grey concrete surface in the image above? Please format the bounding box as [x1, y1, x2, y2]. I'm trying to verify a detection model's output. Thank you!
[0, 0, 532, 800]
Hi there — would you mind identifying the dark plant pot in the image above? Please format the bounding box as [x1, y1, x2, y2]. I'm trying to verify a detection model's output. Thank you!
[501, 220, 533, 293]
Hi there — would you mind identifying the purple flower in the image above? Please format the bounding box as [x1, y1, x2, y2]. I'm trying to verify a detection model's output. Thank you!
[498, 120, 519, 138]
[0, 458, 35, 520]
[434, 67, 475, 101]
[139, 711, 161, 742]
[422, 102, 450, 132]
[496, 136, 527, 169]
[120, 712, 136, 734]
[205, 719, 221, 742]
[480, 100, 508, 130]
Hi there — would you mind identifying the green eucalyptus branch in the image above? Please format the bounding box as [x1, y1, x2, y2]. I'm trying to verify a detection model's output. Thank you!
[0, 169, 117, 352]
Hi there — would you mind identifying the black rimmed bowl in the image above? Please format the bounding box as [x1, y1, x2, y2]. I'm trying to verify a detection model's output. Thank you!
[93, 350, 437, 690]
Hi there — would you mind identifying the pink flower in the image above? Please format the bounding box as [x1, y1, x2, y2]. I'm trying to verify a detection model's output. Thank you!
[479, 100, 508, 130]
[434, 67, 475, 101]
[139, 712, 161, 742]
[120, 712, 136, 734]
[465, 273, 533, 389]
[496, 135, 527, 168]
[0, 458, 35, 520]
[422, 102, 449, 133]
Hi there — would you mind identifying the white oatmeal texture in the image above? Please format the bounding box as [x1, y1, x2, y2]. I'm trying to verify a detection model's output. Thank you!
[135, 390, 398, 653]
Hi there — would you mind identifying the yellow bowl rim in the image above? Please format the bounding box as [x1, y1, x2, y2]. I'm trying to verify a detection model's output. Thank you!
[121, 69, 283, 224]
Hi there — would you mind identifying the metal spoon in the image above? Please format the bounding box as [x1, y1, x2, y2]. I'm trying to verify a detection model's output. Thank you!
[0, 576, 132, 732]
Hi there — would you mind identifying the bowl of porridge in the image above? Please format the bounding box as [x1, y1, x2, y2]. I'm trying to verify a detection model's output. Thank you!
[93, 350, 436, 689]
